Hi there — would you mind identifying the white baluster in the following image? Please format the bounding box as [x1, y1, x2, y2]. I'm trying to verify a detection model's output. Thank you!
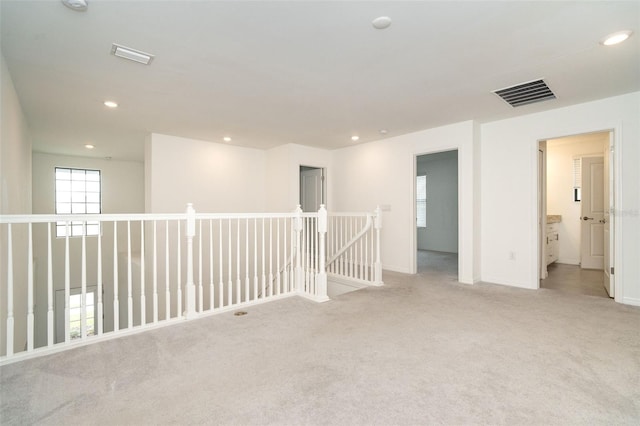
[359, 217, 364, 279]
[27, 223, 34, 350]
[261, 218, 266, 298]
[6, 224, 14, 356]
[219, 220, 223, 307]
[198, 219, 203, 313]
[245, 219, 249, 303]
[47, 222, 54, 345]
[339, 217, 344, 276]
[349, 217, 355, 278]
[283, 218, 288, 293]
[253, 218, 258, 300]
[236, 220, 241, 304]
[317, 205, 328, 300]
[127, 221, 133, 328]
[294, 206, 303, 294]
[65, 222, 70, 343]
[276, 219, 281, 295]
[209, 219, 214, 310]
[140, 220, 146, 326]
[307, 218, 312, 295]
[227, 220, 232, 306]
[97, 222, 103, 335]
[184, 203, 196, 319]
[81, 224, 87, 339]
[374, 206, 383, 285]
[152, 220, 158, 323]
[165, 220, 170, 320]
[177, 220, 182, 318]
[365, 226, 370, 282]
[268, 218, 273, 297]
[113, 222, 119, 331]
[370, 219, 374, 282]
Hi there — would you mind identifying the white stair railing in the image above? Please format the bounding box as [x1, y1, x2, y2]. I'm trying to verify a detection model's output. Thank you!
[0, 204, 381, 364]
[326, 206, 383, 286]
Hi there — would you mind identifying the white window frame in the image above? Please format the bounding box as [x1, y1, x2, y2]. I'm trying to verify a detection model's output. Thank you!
[55, 167, 102, 237]
[416, 174, 427, 228]
[55, 286, 97, 343]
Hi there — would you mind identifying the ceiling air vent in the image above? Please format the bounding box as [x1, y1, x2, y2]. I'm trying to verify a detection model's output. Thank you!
[493, 79, 556, 107]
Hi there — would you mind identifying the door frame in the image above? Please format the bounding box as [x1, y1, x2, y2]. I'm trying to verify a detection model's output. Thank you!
[299, 165, 326, 210]
[536, 127, 621, 302]
[411, 149, 461, 278]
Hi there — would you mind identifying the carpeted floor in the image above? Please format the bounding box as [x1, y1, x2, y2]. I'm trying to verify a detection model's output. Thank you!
[1, 252, 639, 425]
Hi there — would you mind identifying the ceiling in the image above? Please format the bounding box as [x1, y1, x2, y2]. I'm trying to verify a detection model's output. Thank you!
[1, 1, 638, 161]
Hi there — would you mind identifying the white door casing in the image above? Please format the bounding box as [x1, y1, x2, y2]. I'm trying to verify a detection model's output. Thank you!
[300, 167, 324, 212]
[603, 136, 614, 297]
[580, 156, 604, 270]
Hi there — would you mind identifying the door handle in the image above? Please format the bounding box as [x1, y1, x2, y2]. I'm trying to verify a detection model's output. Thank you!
[582, 216, 594, 221]
[599, 219, 607, 224]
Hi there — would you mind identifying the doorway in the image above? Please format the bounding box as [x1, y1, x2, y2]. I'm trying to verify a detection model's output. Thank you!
[538, 131, 614, 298]
[299, 166, 325, 212]
[415, 150, 459, 279]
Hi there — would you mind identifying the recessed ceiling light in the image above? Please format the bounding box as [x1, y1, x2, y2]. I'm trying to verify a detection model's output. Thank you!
[84, 144, 95, 149]
[351, 136, 360, 141]
[372, 16, 392, 30]
[379, 129, 388, 135]
[223, 136, 232, 142]
[61, 0, 88, 12]
[104, 101, 118, 108]
[601, 30, 633, 46]
[111, 43, 154, 65]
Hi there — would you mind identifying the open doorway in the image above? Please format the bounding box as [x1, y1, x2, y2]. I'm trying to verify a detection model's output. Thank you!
[415, 150, 458, 279]
[538, 131, 614, 299]
[299, 166, 325, 212]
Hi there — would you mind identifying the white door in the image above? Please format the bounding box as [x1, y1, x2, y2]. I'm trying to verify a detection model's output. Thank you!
[580, 156, 604, 270]
[300, 167, 324, 212]
[603, 136, 614, 297]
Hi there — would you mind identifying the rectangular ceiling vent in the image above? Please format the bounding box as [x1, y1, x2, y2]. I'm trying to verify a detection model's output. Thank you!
[111, 43, 154, 65]
[493, 79, 556, 107]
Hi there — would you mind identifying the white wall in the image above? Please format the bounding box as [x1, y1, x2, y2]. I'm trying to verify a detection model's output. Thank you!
[0, 53, 32, 356]
[330, 121, 479, 283]
[481, 92, 639, 306]
[416, 150, 458, 253]
[146, 133, 267, 213]
[546, 135, 607, 265]
[31, 153, 145, 346]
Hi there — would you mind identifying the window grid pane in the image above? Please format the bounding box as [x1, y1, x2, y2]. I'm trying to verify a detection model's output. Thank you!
[416, 175, 427, 228]
[55, 167, 101, 237]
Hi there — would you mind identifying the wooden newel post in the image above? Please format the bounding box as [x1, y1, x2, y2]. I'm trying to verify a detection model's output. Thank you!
[316, 204, 329, 301]
[374, 206, 383, 286]
[185, 203, 197, 319]
[294, 205, 304, 294]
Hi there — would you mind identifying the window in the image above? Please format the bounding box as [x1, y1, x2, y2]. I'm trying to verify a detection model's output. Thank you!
[573, 157, 581, 202]
[416, 175, 427, 228]
[55, 167, 101, 237]
[55, 287, 97, 342]
[69, 291, 96, 339]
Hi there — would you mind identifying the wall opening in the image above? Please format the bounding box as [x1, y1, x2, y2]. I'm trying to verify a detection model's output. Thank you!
[415, 150, 459, 280]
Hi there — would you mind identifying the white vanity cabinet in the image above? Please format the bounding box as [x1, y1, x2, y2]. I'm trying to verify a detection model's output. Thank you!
[546, 222, 559, 265]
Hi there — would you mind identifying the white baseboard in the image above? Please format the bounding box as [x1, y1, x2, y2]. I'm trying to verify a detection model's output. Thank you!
[480, 275, 536, 290]
[557, 258, 580, 265]
[622, 297, 640, 307]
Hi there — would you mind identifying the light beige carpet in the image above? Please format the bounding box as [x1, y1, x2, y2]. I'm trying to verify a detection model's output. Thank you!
[2, 259, 639, 425]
